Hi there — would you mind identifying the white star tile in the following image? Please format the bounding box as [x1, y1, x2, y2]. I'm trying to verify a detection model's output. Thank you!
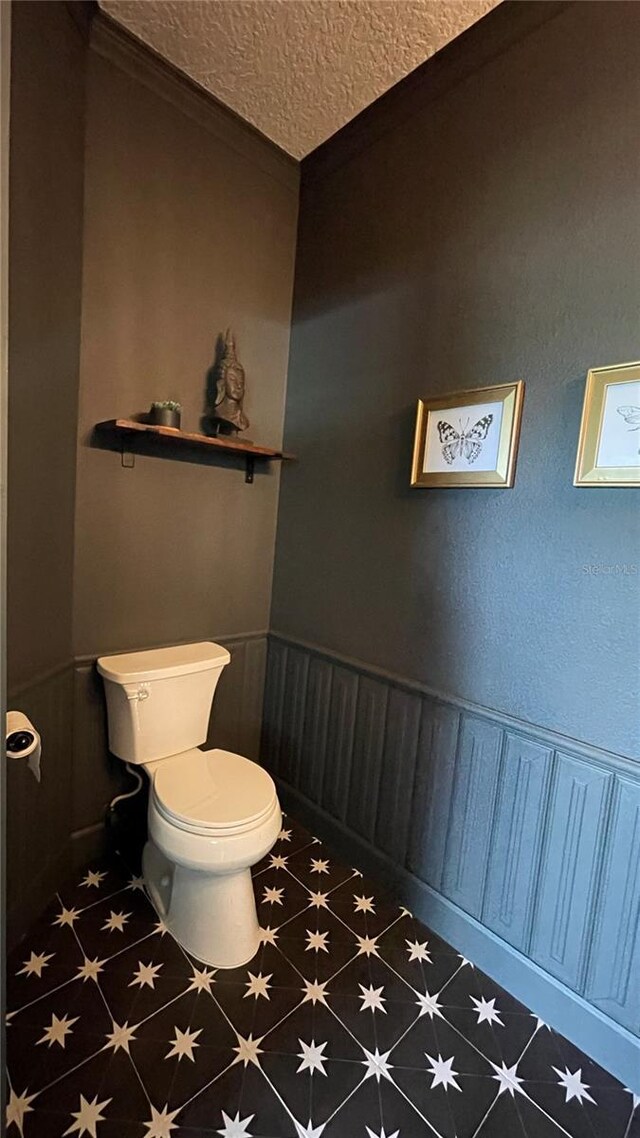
[305, 929, 329, 954]
[355, 934, 379, 958]
[104, 1020, 138, 1054]
[76, 957, 106, 983]
[361, 1047, 394, 1083]
[553, 1066, 596, 1105]
[188, 966, 216, 994]
[353, 895, 375, 914]
[143, 1104, 180, 1137]
[217, 1112, 254, 1138]
[308, 890, 329, 909]
[166, 1025, 202, 1062]
[406, 939, 431, 963]
[416, 990, 444, 1019]
[101, 910, 130, 933]
[425, 1052, 462, 1092]
[129, 961, 162, 989]
[297, 1038, 328, 1075]
[17, 951, 53, 978]
[244, 972, 272, 1000]
[278, 827, 292, 842]
[63, 1093, 111, 1137]
[258, 926, 279, 946]
[491, 1061, 525, 1097]
[359, 984, 386, 1014]
[532, 1014, 549, 1032]
[37, 1013, 78, 1048]
[10, 825, 624, 1138]
[471, 995, 503, 1026]
[6, 1087, 36, 1136]
[301, 979, 329, 1006]
[81, 870, 107, 889]
[232, 1033, 264, 1067]
[262, 885, 285, 906]
[54, 906, 81, 928]
[294, 1121, 325, 1138]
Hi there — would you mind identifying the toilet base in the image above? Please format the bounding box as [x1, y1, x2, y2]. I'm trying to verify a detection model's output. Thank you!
[143, 840, 261, 969]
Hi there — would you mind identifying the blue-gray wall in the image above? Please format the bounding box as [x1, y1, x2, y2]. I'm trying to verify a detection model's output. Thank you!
[271, 0, 640, 760]
[267, 0, 640, 1090]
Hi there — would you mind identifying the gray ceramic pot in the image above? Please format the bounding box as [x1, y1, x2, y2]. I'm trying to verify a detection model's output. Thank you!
[150, 407, 181, 429]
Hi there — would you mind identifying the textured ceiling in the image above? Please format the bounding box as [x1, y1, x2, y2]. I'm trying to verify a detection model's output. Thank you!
[101, 0, 499, 158]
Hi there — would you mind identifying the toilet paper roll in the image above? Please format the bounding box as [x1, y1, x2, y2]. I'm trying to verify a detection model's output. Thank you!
[6, 710, 42, 782]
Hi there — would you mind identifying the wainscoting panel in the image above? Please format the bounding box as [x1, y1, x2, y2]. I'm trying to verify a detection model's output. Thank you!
[407, 701, 459, 890]
[238, 636, 269, 761]
[7, 664, 75, 948]
[322, 666, 358, 822]
[347, 677, 388, 843]
[441, 715, 503, 918]
[584, 775, 640, 1033]
[298, 656, 332, 802]
[73, 661, 122, 834]
[483, 734, 553, 951]
[209, 634, 268, 762]
[376, 687, 422, 865]
[278, 647, 309, 787]
[263, 633, 640, 1088]
[530, 752, 612, 991]
[261, 637, 288, 776]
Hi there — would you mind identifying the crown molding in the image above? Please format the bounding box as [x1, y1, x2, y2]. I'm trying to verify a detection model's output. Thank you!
[303, 0, 572, 185]
[64, 1, 97, 43]
[90, 11, 300, 194]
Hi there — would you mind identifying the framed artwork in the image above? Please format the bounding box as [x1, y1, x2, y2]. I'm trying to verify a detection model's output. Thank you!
[574, 361, 640, 486]
[410, 381, 525, 488]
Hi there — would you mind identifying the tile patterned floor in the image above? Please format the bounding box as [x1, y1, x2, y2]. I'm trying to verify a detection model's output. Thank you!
[6, 814, 639, 1138]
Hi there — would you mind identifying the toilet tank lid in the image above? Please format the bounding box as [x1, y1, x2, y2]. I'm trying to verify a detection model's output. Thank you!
[97, 641, 230, 684]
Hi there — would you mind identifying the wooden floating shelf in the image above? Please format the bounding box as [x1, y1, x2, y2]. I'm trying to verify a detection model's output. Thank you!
[95, 419, 295, 483]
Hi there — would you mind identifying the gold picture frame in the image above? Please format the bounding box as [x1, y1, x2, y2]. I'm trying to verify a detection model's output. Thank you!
[574, 361, 640, 487]
[410, 381, 524, 488]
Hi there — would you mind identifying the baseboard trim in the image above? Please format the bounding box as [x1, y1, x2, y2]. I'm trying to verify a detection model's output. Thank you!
[70, 822, 108, 868]
[6, 844, 71, 953]
[278, 780, 640, 1094]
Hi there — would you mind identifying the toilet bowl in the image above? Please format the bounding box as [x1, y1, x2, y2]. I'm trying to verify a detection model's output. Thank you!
[97, 642, 281, 968]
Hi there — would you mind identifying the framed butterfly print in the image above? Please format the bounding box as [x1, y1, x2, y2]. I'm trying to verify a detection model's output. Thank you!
[574, 361, 640, 486]
[410, 381, 524, 488]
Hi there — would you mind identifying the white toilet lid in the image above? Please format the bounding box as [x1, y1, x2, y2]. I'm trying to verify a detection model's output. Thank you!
[151, 747, 277, 833]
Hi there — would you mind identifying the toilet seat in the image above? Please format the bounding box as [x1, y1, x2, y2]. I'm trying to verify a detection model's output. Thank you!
[150, 747, 277, 837]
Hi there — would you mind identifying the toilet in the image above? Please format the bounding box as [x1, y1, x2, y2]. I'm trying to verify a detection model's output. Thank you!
[97, 642, 281, 969]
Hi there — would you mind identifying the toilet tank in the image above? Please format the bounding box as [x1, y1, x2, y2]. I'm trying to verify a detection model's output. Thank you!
[97, 642, 231, 763]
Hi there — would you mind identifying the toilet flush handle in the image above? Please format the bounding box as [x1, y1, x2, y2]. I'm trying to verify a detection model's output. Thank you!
[125, 684, 150, 702]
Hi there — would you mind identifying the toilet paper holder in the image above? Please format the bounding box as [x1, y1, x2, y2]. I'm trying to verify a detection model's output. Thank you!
[7, 725, 37, 756]
[6, 710, 42, 781]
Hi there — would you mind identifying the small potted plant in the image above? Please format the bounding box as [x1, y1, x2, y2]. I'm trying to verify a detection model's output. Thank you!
[149, 400, 182, 429]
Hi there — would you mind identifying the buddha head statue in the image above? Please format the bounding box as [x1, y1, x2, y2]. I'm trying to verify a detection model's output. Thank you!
[213, 328, 250, 434]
